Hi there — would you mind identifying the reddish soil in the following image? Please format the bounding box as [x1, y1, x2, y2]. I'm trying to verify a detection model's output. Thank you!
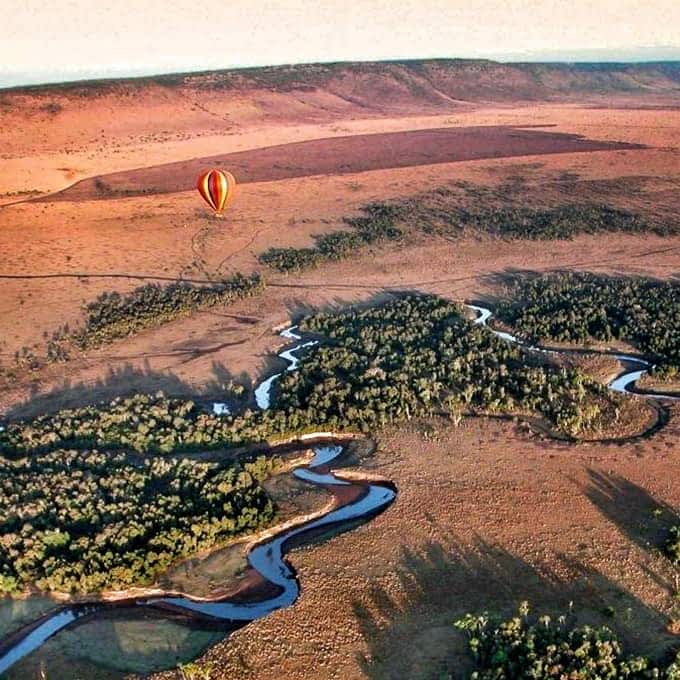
[150, 412, 680, 680]
[2, 104, 676, 370]
[0, 63, 679, 680]
[33, 126, 640, 203]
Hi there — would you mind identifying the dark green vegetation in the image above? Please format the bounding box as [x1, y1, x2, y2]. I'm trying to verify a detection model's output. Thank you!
[259, 203, 403, 272]
[0, 451, 276, 593]
[73, 272, 263, 349]
[259, 186, 676, 273]
[289, 295, 620, 437]
[445, 203, 671, 239]
[0, 295, 631, 593]
[664, 526, 680, 565]
[455, 602, 680, 679]
[497, 272, 680, 376]
[0, 392, 279, 456]
[390, 184, 676, 239]
[259, 246, 322, 273]
[1, 295, 623, 460]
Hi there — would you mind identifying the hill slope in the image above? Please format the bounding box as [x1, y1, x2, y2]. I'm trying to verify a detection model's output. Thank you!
[1, 60, 678, 158]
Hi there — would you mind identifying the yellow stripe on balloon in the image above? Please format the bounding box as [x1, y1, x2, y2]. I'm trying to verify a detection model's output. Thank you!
[214, 170, 228, 213]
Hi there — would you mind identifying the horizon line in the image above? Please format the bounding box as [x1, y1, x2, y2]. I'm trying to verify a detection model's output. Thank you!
[2, 52, 680, 92]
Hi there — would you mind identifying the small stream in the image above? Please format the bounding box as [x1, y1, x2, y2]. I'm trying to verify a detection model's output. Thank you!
[0, 327, 395, 677]
[1, 306, 676, 676]
[466, 304, 679, 401]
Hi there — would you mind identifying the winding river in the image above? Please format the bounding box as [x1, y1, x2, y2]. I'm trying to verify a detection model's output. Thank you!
[0, 327, 395, 677]
[467, 304, 679, 401]
[0, 306, 676, 676]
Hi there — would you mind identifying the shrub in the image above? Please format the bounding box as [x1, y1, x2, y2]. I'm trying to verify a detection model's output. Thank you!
[40, 102, 62, 115]
[460, 203, 667, 240]
[258, 247, 321, 272]
[497, 272, 680, 374]
[74, 272, 263, 348]
[664, 526, 680, 564]
[258, 202, 403, 273]
[455, 602, 678, 679]
[259, 189, 675, 276]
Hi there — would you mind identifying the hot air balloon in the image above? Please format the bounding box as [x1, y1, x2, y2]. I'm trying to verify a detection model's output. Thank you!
[197, 169, 236, 216]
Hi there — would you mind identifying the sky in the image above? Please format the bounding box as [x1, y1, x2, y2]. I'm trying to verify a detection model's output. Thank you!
[2, 0, 679, 88]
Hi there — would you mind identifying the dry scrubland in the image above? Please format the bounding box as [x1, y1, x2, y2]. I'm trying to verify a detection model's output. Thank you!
[148, 411, 680, 680]
[1, 103, 680, 415]
[0, 60, 679, 679]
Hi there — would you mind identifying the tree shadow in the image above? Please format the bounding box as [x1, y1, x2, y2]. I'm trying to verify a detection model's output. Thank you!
[3, 361, 253, 421]
[583, 469, 679, 560]
[280, 291, 404, 327]
[473, 268, 541, 308]
[353, 537, 677, 680]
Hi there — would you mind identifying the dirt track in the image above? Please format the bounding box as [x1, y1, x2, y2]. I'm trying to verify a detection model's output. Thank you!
[33, 125, 640, 203]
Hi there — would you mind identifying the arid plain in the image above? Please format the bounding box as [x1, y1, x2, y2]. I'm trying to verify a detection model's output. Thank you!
[1, 61, 679, 679]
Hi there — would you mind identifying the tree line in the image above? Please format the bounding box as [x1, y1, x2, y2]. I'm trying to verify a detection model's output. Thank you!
[0, 450, 277, 594]
[497, 272, 680, 377]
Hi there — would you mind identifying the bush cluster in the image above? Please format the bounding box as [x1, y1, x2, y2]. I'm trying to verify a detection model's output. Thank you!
[0, 390, 312, 457]
[0, 450, 277, 594]
[258, 247, 321, 273]
[455, 602, 680, 679]
[452, 203, 671, 240]
[664, 526, 680, 564]
[258, 203, 403, 272]
[497, 272, 680, 374]
[74, 273, 264, 348]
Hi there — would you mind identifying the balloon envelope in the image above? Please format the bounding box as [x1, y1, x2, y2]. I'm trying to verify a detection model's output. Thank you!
[197, 169, 236, 214]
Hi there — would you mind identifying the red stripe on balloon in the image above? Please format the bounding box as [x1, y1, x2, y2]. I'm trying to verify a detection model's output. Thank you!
[209, 171, 221, 212]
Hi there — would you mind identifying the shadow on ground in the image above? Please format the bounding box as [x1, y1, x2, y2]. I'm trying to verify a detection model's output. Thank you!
[353, 536, 677, 680]
[584, 469, 679, 557]
[3, 361, 253, 420]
